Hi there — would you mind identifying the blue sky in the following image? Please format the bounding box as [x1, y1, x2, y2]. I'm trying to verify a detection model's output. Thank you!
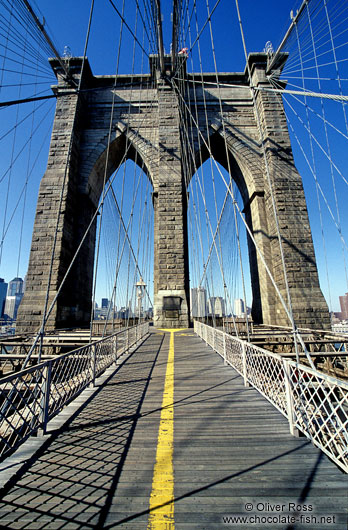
[0, 0, 347, 312]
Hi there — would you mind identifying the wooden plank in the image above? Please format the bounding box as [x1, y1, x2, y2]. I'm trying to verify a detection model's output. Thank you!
[0, 329, 346, 529]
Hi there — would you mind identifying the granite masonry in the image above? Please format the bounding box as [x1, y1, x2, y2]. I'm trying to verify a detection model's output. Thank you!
[17, 53, 330, 332]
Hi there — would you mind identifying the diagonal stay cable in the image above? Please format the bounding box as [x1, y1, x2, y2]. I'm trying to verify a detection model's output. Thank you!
[21, 94, 157, 366]
[169, 73, 313, 364]
[172, 0, 222, 78]
[109, 183, 153, 310]
[38, 0, 95, 361]
[107, 0, 151, 58]
[283, 98, 348, 253]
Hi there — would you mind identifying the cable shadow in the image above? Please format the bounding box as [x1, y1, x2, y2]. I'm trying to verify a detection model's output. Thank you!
[286, 451, 324, 530]
[63, 376, 244, 433]
[104, 442, 312, 528]
[0, 332, 165, 529]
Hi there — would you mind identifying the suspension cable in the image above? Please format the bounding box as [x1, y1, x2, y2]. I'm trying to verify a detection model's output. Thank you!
[38, 0, 95, 360]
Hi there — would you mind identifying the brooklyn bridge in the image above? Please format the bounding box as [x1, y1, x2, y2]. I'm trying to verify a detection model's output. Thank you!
[0, 0, 347, 528]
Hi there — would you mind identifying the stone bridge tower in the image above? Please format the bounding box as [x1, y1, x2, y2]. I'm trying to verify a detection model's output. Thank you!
[17, 53, 330, 333]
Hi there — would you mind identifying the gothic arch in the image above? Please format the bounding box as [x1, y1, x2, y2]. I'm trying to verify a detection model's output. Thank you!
[193, 130, 247, 203]
[80, 128, 154, 206]
[17, 54, 329, 333]
[192, 128, 271, 323]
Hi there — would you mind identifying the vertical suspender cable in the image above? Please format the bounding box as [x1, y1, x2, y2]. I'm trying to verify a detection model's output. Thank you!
[38, 0, 95, 360]
[298, 7, 334, 319]
[0, 13, 28, 269]
[154, 0, 165, 73]
[234, 0, 302, 363]
[321, 0, 348, 290]
[89, 0, 125, 341]
[16, 39, 40, 279]
[171, 0, 178, 71]
[205, 0, 250, 339]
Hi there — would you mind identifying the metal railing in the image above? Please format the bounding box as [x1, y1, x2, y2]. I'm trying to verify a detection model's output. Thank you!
[0, 323, 149, 461]
[194, 321, 348, 473]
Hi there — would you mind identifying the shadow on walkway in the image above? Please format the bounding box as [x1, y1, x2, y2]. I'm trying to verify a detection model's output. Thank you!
[0, 333, 164, 529]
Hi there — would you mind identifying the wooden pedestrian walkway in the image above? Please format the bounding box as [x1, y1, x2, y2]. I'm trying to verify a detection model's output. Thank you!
[0, 329, 346, 529]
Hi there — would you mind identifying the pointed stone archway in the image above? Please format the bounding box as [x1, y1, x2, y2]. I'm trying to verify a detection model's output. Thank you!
[17, 53, 329, 333]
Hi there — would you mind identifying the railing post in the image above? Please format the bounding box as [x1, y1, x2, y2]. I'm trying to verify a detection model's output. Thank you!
[40, 361, 52, 435]
[213, 329, 216, 351]
[283, 359, 297, 436]
[241, 342, 249, 387]
[118, 330, 122, 356]
[91, 344, 97, 387]
[114, 334, 118, 364]
[223, 332, 227, 365]
[136, 324, 138, 345]
[127, 328, 130, 352]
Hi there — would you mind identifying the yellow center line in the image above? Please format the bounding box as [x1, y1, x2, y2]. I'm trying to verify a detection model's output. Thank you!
[147, 328, 186, 530]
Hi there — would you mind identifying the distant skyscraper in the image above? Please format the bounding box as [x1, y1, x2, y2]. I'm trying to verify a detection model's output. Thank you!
[214, 297, 225, 317]
[4, 278, 23, 320]
[339, 293, 348, 320]
[4, 293, 23, 320]
[234, 298, 245, 317]
[0, 278, 7, 318]
[191, 287, 207, 318]
[207, 297, 214, 315]
[7, 277, 24, 297]
[208, 296, 225, 317]
[100, 298, 113, 318]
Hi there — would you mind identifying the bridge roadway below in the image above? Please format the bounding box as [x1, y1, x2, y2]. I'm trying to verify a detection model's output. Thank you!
[0, 329, 346, 529]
